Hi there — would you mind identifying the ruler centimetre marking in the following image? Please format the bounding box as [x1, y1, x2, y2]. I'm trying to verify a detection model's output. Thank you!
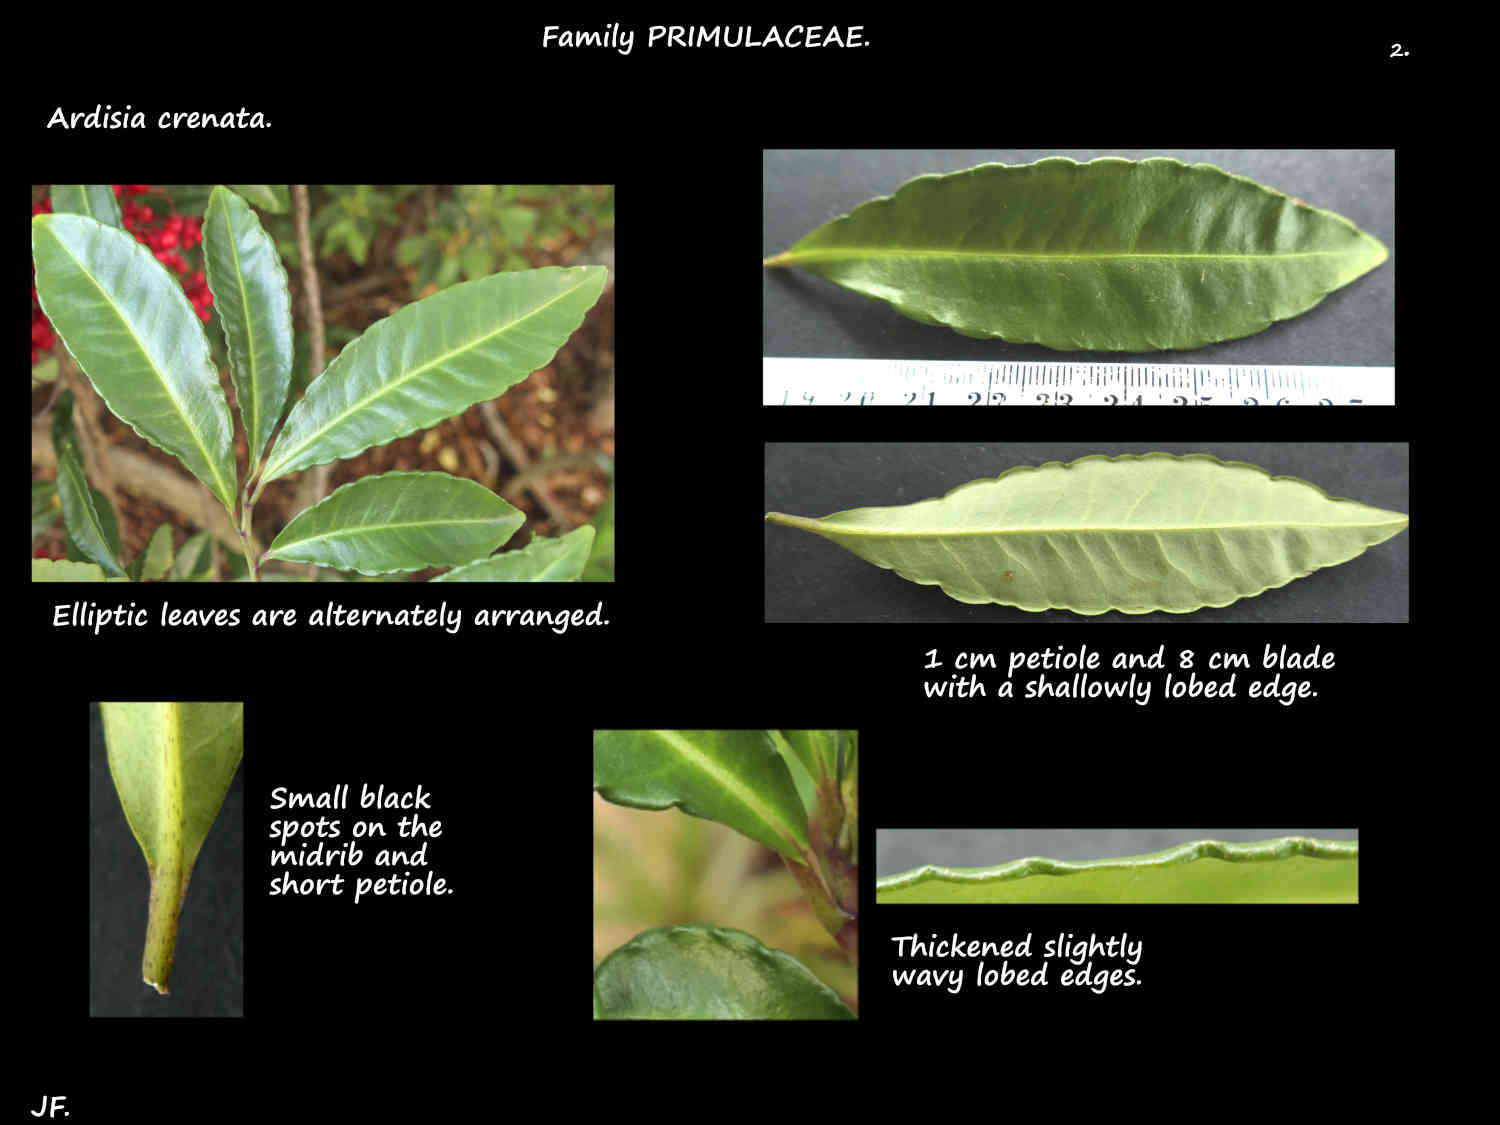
[763, 359, 1395, 406]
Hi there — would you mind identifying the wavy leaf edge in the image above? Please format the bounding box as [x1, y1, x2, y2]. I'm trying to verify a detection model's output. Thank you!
[877, 836, 1358, 897]
[766, 452, 1408, 615]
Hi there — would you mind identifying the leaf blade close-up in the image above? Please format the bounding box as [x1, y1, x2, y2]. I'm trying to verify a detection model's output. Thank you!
[100, 701, 244, 993]
[265, 470, 524, 575]
[766, 453, 1408, 615]
[876, 837, 1358, 905]
[594, 924, 855, 1019]
[765, 157, 1388, 351]
[258, 265, 607, 485]
[593, 730, 811, 862]
[32, 213, 237, 512]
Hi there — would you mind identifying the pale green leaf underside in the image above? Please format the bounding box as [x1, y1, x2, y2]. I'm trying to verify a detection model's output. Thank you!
[203, 185, 294, 469]
[101, 702, 243, 991]
[876, 837, 1358, 904]
[766, 453, 1408, 615]
[594, 925, 854, 1019]
[266, 470, 523, 574]
[765, 158, 1388, 351]
[430, 524, 595, 581]
[260, 265, 607, 483]
[32, 214, 236, 511]
[49, 185, 123, 227]
[593, 730, 810, 861]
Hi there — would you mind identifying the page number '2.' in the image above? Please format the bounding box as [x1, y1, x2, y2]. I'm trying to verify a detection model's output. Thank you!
[1389, 43, 1409, 57]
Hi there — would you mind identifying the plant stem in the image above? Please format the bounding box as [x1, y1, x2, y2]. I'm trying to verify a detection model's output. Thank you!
[238, 499, 259, 582]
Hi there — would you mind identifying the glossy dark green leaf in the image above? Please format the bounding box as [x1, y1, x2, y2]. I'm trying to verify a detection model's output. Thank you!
[594, 924, 855, 1019]
[876, 837, 1358, 904]
[265, 470, 523, 574]
[32, 214, 237, 511]
[766, 453, 1408, 615]
[259, 265, 607, 484]
[765, 158, 1388, 350]
[50, 390, 125, 577]
[228, 185, 290, 213]
[49, 185, 123, 227]
[594, 730, 810, 862]
[100, 701, 243, 992]
[203, 186, 294, 470]
[430, 525, 595, 582]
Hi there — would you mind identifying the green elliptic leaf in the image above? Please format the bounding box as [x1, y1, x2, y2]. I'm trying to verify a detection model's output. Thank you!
[594, 924, 855, 1020]
[258, 265, 607, 485]
[430, 525, 595, 582]
[50, 390, 125, 577]
[129, 523, 176, 582]
[765, 158, 1388, 351]
[49, 185, 123, 228]
[33, 558, 124, 582]
[203, 186, 294, 470]
[228, 185, 290, 213]
[32, 214, 237, 512]
[876, 837, 1358, 905]
[594, 730, 810, 862]
[265, 470, 523, 574]
[766, 453, 1408, 615]
[100, 701, 244, 993]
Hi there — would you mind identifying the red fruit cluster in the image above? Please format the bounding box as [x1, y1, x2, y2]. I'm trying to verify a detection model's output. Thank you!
[31, 185, 216, 366]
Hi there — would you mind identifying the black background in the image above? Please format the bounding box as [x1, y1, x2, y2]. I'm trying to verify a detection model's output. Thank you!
[24, 26, 1431, 1115]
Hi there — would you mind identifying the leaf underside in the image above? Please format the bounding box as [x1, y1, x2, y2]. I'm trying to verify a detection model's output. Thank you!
[766, 453, 1407, 615]
[259, 265, 607, 483]
[32, 214, 237, 511]
[876, 837, 1358, 904]
[101, 702, 243, 992]
[766, 158, 1388, 351]
[430, 524, 595, 581]
[594, 924, 855, 1019]
[51, 391, 126, 577]
[266, 470, 523, 575]
[593, 730, 810, 862]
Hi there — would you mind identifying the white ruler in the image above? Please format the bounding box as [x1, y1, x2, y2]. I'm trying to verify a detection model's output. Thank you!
[763, 359, 1395, 406]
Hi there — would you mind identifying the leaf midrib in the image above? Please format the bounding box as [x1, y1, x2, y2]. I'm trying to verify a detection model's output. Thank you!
[273, 514, 501, 550]
[653, 731, 801, 856]
[779, 247, 1362, 264]
[822, 518, 1404, 538]
[264, 271, 593, 479]
[53, 226, 233, 507]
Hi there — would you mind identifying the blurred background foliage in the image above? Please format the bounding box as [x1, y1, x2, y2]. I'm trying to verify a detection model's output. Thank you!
[593, 796, 856, 1012]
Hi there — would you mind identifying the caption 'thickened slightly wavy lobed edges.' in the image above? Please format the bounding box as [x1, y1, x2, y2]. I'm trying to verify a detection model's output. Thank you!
[765, 453, 1408, 615]
[876, 837, 1359, 905]
[765, 157, 1388, 350]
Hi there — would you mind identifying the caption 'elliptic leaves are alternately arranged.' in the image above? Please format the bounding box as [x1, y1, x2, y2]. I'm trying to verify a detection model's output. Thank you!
[265, 470, 524, 575]
[766, 453, 1408, 615]
[765, 158, 1389, 351]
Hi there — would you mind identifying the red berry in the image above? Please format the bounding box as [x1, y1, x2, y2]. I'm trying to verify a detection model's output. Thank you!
[157, 229, 178, 250]
[139, 205, 153, 223]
